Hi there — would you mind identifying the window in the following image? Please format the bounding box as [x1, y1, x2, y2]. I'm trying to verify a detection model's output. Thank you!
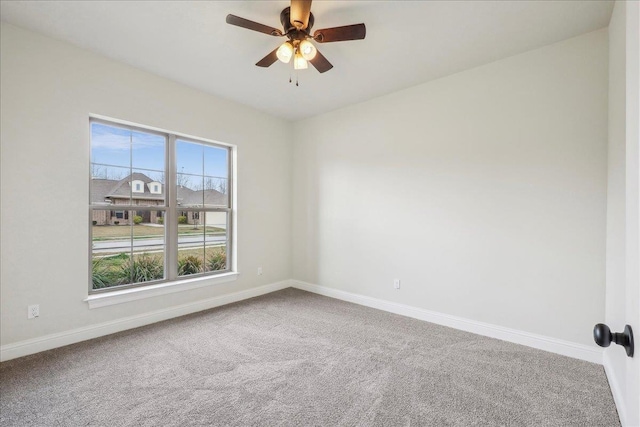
[90, 119, 232, 294]
[111, 211, 129, 220]
[149, 182, 162, 194]
[132, 180, 145, 193]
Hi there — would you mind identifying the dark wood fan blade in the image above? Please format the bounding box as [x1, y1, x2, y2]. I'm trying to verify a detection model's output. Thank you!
[256, 47, 280, 67]
[309, 49, 333, 73]
[314, 23, 366, 43]
[290, 0, 312, 29]
[226, 14, 283, 36]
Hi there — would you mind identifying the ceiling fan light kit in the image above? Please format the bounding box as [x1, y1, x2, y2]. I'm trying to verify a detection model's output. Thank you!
[226, 0, 366, 80]
[299, 39, 317, 60]
[294, 52, 309, 70]
[276, 42, 294, 63]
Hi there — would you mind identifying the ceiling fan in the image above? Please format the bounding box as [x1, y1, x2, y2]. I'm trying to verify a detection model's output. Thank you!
[226, 0, 366, 74]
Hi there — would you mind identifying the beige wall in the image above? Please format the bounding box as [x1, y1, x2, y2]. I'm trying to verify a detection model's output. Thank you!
[0, 23, 292, 346]
[291, 29, 608, 347]
[0, 19, 619, 373]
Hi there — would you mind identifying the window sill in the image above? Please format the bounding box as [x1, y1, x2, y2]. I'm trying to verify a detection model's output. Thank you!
[84, 272, 239, 309]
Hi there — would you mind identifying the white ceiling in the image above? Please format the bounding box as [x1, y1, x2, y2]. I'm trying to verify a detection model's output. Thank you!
[0, 1, 613, 121]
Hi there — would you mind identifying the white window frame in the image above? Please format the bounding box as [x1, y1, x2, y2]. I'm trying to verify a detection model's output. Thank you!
[87, 117, 237, 308]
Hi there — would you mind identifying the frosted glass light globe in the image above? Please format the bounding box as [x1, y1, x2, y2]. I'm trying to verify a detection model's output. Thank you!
[299, 40, 317, 60]
[294, 52, 308, 70]
[276, 42, 294, 63]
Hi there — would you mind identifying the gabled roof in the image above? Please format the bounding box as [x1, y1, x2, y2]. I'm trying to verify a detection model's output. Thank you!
[91, 173, 227, 207]
[91, 179, 117, 204]
[106, 172, 164, 201]
[177, 185, 227, 207]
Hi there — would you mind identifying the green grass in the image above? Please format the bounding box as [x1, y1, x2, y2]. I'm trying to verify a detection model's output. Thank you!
[92, 224, 225, 241]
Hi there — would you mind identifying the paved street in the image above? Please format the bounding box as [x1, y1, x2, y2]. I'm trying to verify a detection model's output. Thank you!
[93, 234, 225, 253]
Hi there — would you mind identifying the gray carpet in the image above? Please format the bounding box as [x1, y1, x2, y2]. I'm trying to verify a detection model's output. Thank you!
[0, 288, 619, 426]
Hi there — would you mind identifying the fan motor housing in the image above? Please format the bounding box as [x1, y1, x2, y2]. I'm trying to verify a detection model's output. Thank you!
[280, 7, 314, 39]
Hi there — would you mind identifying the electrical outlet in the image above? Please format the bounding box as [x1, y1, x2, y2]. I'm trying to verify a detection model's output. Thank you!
[393, 279, 400, 290]
[28, 304, 39, 319]
[258, 267, 263, 276]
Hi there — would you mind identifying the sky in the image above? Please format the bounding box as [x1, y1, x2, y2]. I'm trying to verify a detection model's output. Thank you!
[91, 122, 228, 185]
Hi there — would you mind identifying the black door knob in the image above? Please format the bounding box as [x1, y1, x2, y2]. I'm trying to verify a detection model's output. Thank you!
[593, 323, 634, 357]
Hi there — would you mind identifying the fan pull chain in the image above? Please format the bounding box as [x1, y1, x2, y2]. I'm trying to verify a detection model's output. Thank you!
[288, 55, 299, 87]
[289, 57, 293, 84]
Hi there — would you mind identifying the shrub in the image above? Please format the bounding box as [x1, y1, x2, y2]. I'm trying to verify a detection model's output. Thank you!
[92, 255, 132, 289]
[207, 249, 227, 271]
[133, 215, 143, 225]
[157, 217, 164, 225]
[92, 258, 115, 289]
[114, 221, 120, 225]
[92, 220, 97, 226]
[122, 253, 163, 283]
[178, 255, 202, 276]
[178, 216, 188, 225]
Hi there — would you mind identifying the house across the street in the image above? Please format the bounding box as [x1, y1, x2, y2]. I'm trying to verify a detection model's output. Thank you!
[91, 172, 227, 226]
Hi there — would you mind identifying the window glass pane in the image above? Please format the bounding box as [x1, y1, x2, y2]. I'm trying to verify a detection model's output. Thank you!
[131, 210, 165, 283]
[132, 169, 165, 207]
[177, 140, 229, 208]
[91, 209, 165, 290]
[132, 130, 165, 172]
[91, 165, 130, 206]
[90, 122, 130, 168]
[176, 140, 203, 176]
[203, 144, 228, 179]
[205, 212, 228, 272]
[127, 250, 165, 284]
[203, 176, 228, 208]
[178, 211, 205, 276]
[176, 172, 196, 192]
[92, 209, 133, 289]
[177, 173, 204, 208]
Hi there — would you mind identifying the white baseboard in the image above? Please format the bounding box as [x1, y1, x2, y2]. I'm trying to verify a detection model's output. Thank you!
[2, 279, 603, 366]
[291, 280, 603, 365]
[603, 352, 628, 426]
[0, 280, 291, 362]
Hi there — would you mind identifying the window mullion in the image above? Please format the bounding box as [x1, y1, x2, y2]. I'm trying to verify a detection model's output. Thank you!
[166, 134, 178, 281]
